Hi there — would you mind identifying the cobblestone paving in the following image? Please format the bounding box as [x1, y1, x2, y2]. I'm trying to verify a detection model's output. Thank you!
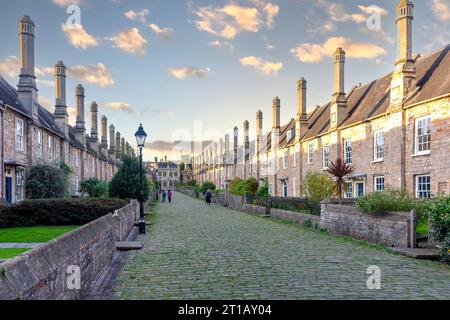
[113, 192, 450, 300]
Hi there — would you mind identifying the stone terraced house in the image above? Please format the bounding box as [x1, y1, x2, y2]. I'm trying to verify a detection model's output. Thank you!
[192, 0, 450, 199]
[0, 16, 130, 204]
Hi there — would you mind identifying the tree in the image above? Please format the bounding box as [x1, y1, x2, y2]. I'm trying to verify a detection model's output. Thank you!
[26, 165, 67, 199]
[109, 155, 149, 201]
[80, 178, 109, 198]
[200, 182, 216, 194]
[325, 158, 355, 204]
[257, 180, 270, 197]
[179, 162, 186, 172]
[303, 172, 335, 206]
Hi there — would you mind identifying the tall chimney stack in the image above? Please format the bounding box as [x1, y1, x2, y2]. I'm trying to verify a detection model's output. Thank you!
[116, 132, 121, 159]
[225, 134, 231, 165]
[272, 97, 280, 129]
[54, 61, 69, 137]
[165, 155, 168, 163]
[17, 16, 39, 121]
[90, 102, 98, 140]
[256, 111, 263, 155]
[121, 138, 125, 156]
[244, 120, 249, 161]
[100, 115, 108, 152]
[390, 0, 416, 108]
[330, 48, 347, 129]
[296, 78, 308, 140]
[233, 127, 239, 165]
[75, 84, 86, 145]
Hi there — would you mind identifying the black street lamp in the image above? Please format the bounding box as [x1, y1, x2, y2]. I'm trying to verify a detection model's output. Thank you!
[135, 124, 148, 235]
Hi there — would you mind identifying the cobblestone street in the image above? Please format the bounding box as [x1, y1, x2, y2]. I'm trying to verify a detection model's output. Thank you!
[112, 192, 450, 300]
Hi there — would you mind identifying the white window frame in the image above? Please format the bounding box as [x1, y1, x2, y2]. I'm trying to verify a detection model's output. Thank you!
[287, 130, 292, 142]
[74, 150, 79, 168]
[416, 175, 431, 198]
[345, 181, 353, 199]
[374, 130, 384, 161]
[283, 151, 288, 169]
[307, 141, 314, 165]
[55, 143, 60, 162]
[344, 139, 352, 164]
[48, 136, 54, 160]
[415, 116, 431, 155]
[283, 181, 288, 198]
[37, 130, 43, 157]
[74, 176, 80, 196]
[293, 145, 298, 167]
[292, 177, 297, 197]
[323, 145, 330, 169]
[374, 176, 385, 192]
[16, 119, 24, 151]
[16, 169, 24, 202]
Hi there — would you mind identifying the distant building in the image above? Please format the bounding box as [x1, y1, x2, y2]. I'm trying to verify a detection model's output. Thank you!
[147, 157, 180, 190]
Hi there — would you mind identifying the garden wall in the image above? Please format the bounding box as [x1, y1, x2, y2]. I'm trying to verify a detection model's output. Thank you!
[0, 200, 139, 300]
[227, 194, 244, 210]
[242, 204, 268, 216]
[320, 203, 416, 248]
[271, 208, 320, 227]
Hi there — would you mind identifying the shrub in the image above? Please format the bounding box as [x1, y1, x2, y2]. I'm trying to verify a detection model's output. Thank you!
[0, 198, 127, 228]
[186, 180, 198, 188]
[229, 178, 259, 196]
[80, 178, 109, 198]
[303, 172, 335, 206]
[425, 195, 450, 243]
[199, 182, 216, 194]
[26, 165, 68, 199]
[439, 234, 450, 265]
[257, 180, 269, 197]
[356, 189, 427, 215]
[109, 155, 149, 201]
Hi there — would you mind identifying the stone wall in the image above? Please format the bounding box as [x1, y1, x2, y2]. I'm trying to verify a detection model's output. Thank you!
[242, 204, 269, 216]
[271, 208, 320, 227]
[227, 194, 244, 210]
[320, 203, 415, 248]
[0, 200, 139, 300]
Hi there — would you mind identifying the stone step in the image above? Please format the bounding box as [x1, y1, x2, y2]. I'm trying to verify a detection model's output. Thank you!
[115, 241, 143, 251]
[391, 248, 439, 260]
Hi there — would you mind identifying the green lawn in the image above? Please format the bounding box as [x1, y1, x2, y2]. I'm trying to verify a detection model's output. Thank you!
[416, 221, 429, 235]
[0, 248, 30, 260]
[0, 226, 78, 243]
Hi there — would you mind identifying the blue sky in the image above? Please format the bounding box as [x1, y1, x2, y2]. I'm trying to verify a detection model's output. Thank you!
[0, 0, 449, 160]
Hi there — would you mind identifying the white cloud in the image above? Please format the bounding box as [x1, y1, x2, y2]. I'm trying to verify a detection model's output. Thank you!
[38, 96, 54, 110]
[167, 67, 211, 80]
[431, 0, 450, 21]
[290, 37, 386, 63]
[110, 28, 148, 55]
[240, 56, 282, 75]
[0, 56, 20, 79]
[62, 24, 99, 49]
[208, 40, 235, 53]
[125, 9, 149, 23]
[100, 102, 134, 114]
[53, 0, 84, 6]
[149, 23, 175, 39]
[68, 63, 115, 88]
[263, 3, 279, 28]
[194, 3, 262, 39]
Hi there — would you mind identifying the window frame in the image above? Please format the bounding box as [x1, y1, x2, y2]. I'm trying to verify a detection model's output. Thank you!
[414, 116, 431, 155]
[323, 145, 330, 169]
[344, 139, 352, 164]
[307, 141, 314, 165]
[416, 174, 431, 199]
[283, 151, 288, 169]
[374, 130, 384, 161]
[48, 136, 54, 160]
[16, 169, 24, 202]
[16, 118, 24, 151]
[374, 176, 385, 192]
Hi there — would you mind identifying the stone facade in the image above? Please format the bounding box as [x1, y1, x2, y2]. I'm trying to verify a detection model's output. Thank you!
[0, 16, 132, 204]
[192, 0, 450, 200]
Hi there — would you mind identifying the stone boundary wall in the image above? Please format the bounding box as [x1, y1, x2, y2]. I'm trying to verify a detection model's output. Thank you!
[227, 194, 244, 210]
[271, 208, 320, 227]
[242, 204, 268, 216]
[320, 203, 416, 248]
[177, 188, 197, 198]
[0, 200, 139, 300]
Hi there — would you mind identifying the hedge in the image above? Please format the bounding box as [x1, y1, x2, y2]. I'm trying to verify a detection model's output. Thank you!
[0, 198, 128, 228]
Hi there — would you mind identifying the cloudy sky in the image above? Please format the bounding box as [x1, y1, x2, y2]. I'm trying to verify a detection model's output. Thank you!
[0, 0, 449, 160]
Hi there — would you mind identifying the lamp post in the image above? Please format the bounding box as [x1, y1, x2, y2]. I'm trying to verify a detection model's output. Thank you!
[135, 124, 148, 235]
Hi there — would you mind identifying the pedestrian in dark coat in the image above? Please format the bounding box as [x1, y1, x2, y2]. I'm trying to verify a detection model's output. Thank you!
[168, 189, 173, 203]
[205, 190, 212, 206]
[162, 190, 167, 203]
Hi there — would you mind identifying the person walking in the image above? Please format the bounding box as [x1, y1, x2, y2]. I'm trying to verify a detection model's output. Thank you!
[168, 189, 173, 203]
[205, 189, 212, 206]
[162, 190, 167, 203]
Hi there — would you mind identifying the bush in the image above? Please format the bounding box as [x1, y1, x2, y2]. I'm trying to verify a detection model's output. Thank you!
[356, 189, 427, 215]
[439, 234, 450, 265]
[109, 155, 149, 201]
[229, 178, 259, 196]
[257, 180, 269, 197]
[425, 195, 450, 243]
[199, 182, 216, 194]
[186, 180, 198, 188]
[26, 165, 68, 199]
[80, 178, 109, 198]
[303, 172, 335, 206]
[0, 198, 128, 228]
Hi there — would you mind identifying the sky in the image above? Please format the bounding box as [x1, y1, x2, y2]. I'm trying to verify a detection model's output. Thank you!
[0, 0, 449, 161]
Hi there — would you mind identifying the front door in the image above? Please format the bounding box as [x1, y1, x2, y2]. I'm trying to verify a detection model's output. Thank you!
[5, 177, 12, 204]
[356, 182, 365, 198]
